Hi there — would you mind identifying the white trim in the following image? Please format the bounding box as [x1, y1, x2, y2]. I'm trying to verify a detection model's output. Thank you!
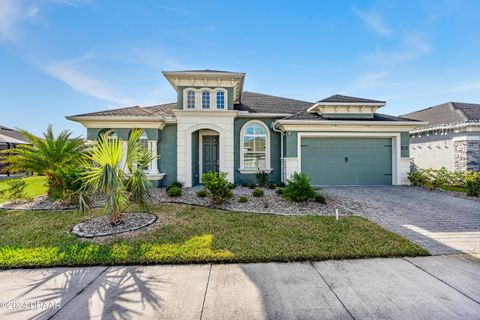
[297, 132, 402, 185]
[173, 109, 238, 117]
[238, 168, 273, 174]
[239, 120, 272, 172]
[237, 112, 292, 118]
[277, 119, 427, 126]
[308, 102, 385, 110]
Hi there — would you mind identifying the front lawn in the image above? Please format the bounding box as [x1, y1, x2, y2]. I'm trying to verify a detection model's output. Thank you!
[0, 203, 428, 268]
[0, 176, 47, 204]
[438, 185, 467, 193]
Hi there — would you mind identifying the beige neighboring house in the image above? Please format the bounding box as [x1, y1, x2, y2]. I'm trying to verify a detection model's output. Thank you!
[403, 102, 480, 172]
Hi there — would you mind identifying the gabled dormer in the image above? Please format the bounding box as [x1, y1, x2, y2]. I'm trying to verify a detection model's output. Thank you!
[162, 70, 245, 111]
[307, 94, 386, 119]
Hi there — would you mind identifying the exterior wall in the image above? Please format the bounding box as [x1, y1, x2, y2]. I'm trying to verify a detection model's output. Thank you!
[234, 118, 282, 185]
[177, 86, 234, 110]
[410, 131, 480, 172]
[158, 125, 177, 187]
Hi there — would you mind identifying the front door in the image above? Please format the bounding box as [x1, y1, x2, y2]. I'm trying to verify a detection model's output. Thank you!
[203, 135, 219, 174]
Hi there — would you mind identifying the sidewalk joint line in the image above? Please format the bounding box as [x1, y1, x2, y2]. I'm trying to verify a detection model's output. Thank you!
[47, 266, 109, 320]
[199, 264, 212, 320]
[309, 261, 356, 320]
[403, 257, 480, 305]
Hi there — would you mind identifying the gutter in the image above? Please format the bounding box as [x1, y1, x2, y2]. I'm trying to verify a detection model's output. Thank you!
[275, 119, 429, 126]
[410, 120, 480, 134]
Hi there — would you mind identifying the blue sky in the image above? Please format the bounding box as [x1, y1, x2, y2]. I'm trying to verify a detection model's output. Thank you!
[1, 0, 479, 137]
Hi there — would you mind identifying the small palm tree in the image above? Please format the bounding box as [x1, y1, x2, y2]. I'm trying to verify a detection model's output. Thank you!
[1, 125, 86, 197]
[80, 129, 154, 224]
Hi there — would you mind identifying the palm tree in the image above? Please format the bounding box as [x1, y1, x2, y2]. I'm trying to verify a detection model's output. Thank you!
[80, 129, 154, 224]
[1, 125, 86, 198]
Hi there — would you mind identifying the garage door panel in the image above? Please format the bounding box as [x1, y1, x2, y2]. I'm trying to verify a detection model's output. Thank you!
[301, 138, 392, 185]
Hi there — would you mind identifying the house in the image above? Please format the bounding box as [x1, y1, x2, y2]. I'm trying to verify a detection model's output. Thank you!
[403, 102, 480, 172]
[0, 125, 32, 175]
[67, 70, 422, 187]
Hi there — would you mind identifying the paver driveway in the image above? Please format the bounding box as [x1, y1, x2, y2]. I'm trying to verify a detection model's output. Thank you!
[324, 186, 480, 255]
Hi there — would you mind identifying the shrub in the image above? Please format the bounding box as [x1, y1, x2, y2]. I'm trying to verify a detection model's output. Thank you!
[201, 171, 233, 205]
[228, 182, 237, 189]
[5, 178, 27, 200]
[268, 183, 276, 189]
[314, 192, 327, 204]
[275, 188, 284, 195]
[49, 165, 85, 203]
[464, 171, 480, 197]
[167, 186, 182, 197]
[408, 168, 465, 189]
[276, 182, 286, 188]
[167, 182, 183, 192]
[249, 183, 256, 189]
[241, 182, 249, 188]
[408, 170, 428, 187]
[252, 188, 264, 197]
[196, 188, 208, 198]
[238, 196, 248, 203]
[283, 172, 316, 202]
[256, 171, 269, 187]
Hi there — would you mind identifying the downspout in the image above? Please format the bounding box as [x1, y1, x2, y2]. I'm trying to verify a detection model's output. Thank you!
[272, 120, 285, 182]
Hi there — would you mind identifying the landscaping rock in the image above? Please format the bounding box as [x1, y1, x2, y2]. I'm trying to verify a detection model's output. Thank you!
[72, 213, 157, 238]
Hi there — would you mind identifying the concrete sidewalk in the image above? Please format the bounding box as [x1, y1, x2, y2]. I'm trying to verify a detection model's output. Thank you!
[0, 255, 479, 320]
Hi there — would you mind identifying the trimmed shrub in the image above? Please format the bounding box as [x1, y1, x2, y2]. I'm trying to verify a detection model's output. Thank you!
[256, 171, 269, 187]
[241, 182, 249, 188]
[249, 183, 256, 189]
[201, 171, 233, 205]
[275, 188, 284, 195]
[196, 188, 208, 198]
[166, 186, 182, 197]
[228, 182, 237, 189]
[276, 182, 286, 188]
[283, 172, 316, 202]
[252, 188, 264, 197]
[238, 196, 248, 203]
[408, 168, 466, 189]
[166, 182, 183, 192]
[464, 171, 480, 197]
[314, 192, 327, 204]
[268, 183, 276, 189]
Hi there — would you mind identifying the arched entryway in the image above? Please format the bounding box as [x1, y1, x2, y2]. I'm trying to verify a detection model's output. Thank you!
[192, 128, 220, 185]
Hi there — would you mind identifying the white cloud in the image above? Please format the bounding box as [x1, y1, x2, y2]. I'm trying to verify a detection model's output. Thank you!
[352, 71, 388, 90]
[0, 0, 25, 42]
[366, 34, 431, 66]
[44, 55, 133, 105]
[353, 7, 392, 35]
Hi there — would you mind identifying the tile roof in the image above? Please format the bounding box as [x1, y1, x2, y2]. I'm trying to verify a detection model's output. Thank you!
[70, 103, 177, 118]
[402, 102, 480, 126]
[282, 111, 419, 122]
[235, 92, 313, 114]
[318, 94, 385, 104]
[0, 125, 31, 144]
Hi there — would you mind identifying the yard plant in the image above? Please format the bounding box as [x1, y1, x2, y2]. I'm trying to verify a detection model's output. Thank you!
[283, 172, 316, 202]
[80, 129, 154, 224]
[201, 171, 233, 204]
[1, 125, 86, 201]
[464, 171, 480, 197]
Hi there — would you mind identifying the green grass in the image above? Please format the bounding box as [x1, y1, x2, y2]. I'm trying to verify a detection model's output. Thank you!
[0, 176, 48, 204]
[439, 185, 467, 193]
[0, 203, 428, 268]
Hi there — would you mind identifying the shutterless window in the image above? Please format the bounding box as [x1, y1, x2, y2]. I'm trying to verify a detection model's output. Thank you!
[216, 91, 225, 109]
[242, 124, 267, 169]
[202, 91, 210, 109]
[187, 91, 196, 109]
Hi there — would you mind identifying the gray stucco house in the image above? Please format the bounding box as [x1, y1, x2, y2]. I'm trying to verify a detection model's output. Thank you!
[404, 102, 480, 172]
[67, 70, 421, 187]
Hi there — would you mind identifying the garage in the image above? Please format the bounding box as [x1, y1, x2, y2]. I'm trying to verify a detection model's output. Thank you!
[300, 137, 393, 185]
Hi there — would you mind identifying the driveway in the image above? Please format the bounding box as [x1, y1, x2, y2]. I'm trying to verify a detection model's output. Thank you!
[0, 255, 478, 320]
[324, 186, 480, 255]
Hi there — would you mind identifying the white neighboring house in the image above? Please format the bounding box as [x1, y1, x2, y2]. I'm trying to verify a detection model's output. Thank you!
[403, 102, 480, 172]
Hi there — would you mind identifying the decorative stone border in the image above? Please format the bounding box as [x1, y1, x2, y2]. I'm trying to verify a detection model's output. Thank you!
[72, 213, 157, 238]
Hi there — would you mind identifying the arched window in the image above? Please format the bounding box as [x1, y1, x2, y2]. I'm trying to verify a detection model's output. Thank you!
[241, 121, 269, 170]
[187, 90, 196, 109]
[139, 131, 149, 151]
[103, 129, 117, 140]
[216, 91, 225, 109]
[202, 91, 210, 109]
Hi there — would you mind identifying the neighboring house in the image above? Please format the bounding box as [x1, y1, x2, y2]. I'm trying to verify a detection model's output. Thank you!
[403, 102, 480, 172]
[0, 125, 32, 175]
[67, 70, 421, 187]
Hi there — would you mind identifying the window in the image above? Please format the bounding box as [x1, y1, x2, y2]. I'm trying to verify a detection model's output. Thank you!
[187, 90, 195, 109]
[241, 122, 269, 170]
[139, 131, 149, 151]
[103, 129, 118, 140]
[216, 91, 225, 109]
[202, 91, 210, 109]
